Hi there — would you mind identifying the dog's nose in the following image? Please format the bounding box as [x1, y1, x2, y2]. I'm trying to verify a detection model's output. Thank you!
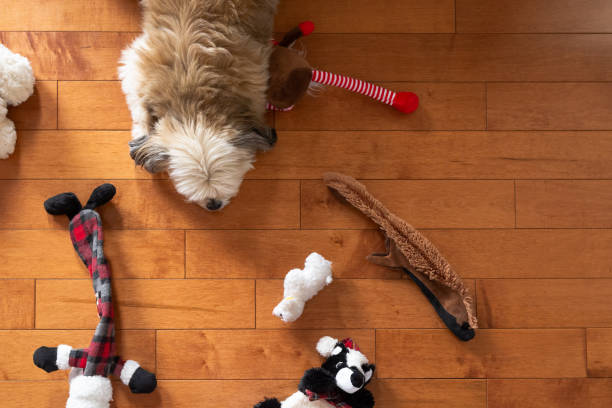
[350, 370, 364, 388]
[206, 199, 223, 211]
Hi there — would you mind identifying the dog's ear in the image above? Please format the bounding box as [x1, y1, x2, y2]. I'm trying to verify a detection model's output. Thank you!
[231, 126, 277, 151]
[129, 135, 169, 173]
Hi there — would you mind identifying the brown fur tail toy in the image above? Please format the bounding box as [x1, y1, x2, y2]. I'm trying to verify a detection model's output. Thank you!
[324, 172, 477, 341]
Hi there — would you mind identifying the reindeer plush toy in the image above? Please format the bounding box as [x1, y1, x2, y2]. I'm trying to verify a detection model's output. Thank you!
[33, 184, 157, 408]
[255, 336, 375, 408]
[267, 21, 418, 114]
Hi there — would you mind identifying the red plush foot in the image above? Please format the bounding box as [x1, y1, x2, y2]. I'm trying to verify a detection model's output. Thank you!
[392, 92, 419, 114]
[299, 21, 315, 36]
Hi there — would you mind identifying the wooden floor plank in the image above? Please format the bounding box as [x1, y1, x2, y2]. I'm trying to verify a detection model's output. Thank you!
[0, 32, 134, 81]
[256, 279, 475, 329]
[0, 180, 300, 229]
[186, 230, 398, 279]
[376, 329, 586, 378]
[457, 0, 612, 33]
[0, 0, 141, 31]
[275, 0, 455, 33]
[255, 131, 612, 180]
[275, 83, 485, 131]
[156, 329, 374, 379]
[35, 279, 254, 329]
[301, 179, 515, 229]
[0, 330, 154, 380]
[301, 34, 612, 82]
[477, 279, 612, 328]
[587, 328, 612, 377]
[0, 230, 184, 279]
[58, 81, 130, 129]
[0, 131, 155, 179]
[8, 81, 57, 130]
[426, 229, 612, 279]
[488, 83, 612, 130]
[0, 280, 34, 329]
[487, 379, 612, 408]
[516, 181, 612, 228]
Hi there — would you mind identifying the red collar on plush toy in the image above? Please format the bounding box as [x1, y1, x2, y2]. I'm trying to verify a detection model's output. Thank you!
[304, 389, 352, 408]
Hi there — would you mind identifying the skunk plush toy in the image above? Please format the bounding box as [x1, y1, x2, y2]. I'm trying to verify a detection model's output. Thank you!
[255, 336, 375, 408]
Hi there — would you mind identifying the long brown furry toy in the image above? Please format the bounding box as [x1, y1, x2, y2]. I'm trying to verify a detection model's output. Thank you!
[324, 172, 477, 341]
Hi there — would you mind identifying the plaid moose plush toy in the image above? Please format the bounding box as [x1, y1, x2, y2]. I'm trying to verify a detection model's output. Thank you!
[33, 184, 157, 408]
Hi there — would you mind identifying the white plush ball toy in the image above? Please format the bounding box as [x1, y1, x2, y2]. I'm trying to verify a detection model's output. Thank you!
[273, 252, 333, 323]
[0, 43, 35, 159]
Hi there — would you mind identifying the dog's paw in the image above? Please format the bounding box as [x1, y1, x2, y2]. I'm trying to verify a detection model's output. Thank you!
[129, 135, 169, 173]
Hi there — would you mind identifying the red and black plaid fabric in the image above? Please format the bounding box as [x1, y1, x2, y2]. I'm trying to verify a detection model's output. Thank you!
[304, 389, 352, 408]
[340, 338, 359, 351]
[68, 209, 122, 377]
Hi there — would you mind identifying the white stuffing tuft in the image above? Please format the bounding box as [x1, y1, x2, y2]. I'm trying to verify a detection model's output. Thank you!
[273, 253, 333, 323]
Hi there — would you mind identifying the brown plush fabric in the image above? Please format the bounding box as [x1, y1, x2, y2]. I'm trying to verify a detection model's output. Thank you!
[324, 172, 478, 337]
[267, 46, 312, 108]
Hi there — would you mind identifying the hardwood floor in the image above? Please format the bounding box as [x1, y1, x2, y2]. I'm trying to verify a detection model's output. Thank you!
[1, 1, 611, 407]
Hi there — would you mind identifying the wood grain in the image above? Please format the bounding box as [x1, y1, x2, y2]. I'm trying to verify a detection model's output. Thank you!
[275, 0, 455, 33]
[156, 329, 374, 379]
[487, 379, 612, 408]
[0, 280, 34, 329]
[0, 330, 154, 380]
[477, 279, 612, 328]
[0, 32, 134, 81]
[0, 131, 156, 179]
[186, 229, 398, 279]
[457, 0, 612, 33]
[255, 131, 612, 180]
[256, 279, 474, 329]
[376, 329, 586, 378]
[256, 279, 476, 329]
[425, 229, 612, 279]
[488, 83, 612, 130]
[275, 83, 485, 131]
[516, 181, 612, 228]
[8, 81, 57, 130]
[301, 179, 515, 229]
[1, 0, 141, 31]
[0, 180, 299, 229]
[301, 34, 612, 82]
[0, 230, 184, 279]
[58, 81, 131, 129]
[35, 280, 255, 329]
[587, 328, 612, 377]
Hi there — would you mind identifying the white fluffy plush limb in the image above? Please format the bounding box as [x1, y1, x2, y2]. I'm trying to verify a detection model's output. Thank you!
[273, 253, 333, 322]
[0, 43, 35, 159]
[0, 44, 35, 105]
[281, 391, 330, 408]
[66, 371, 113, 408]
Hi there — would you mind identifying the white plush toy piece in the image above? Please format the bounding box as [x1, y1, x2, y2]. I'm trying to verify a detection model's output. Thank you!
[273, 253, 333, 322]
[0, 43, 35, 159]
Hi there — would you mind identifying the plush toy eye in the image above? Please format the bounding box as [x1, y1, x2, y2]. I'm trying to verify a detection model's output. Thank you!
[336, 361, 344, 369]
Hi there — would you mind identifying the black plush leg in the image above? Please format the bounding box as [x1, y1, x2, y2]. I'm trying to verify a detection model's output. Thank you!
[84, 184, 116, 211]
[33, 346, 59, 373]
[254, 398, 281, 408]
[44, 193, 82, 220]
[128, 367, 157, 394]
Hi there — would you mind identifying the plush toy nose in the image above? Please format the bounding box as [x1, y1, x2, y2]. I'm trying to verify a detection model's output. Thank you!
[350, 369, 364, 388]
[205, 199, 223, 211]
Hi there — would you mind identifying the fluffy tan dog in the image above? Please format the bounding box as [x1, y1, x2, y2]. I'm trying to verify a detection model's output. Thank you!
[120, 0, 278, 210]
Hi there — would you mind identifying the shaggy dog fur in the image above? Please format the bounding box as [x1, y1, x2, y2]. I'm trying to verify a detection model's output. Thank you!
[119, 0, 278, 210]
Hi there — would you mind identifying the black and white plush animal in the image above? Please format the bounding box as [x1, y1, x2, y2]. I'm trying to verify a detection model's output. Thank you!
[254, 336, 375, 408]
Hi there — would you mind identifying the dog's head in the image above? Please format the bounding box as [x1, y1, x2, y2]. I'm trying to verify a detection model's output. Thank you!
[130, 116, 276, 211]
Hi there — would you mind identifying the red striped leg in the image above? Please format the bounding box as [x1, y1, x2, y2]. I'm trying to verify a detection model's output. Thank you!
[311, 69, 418, 114]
